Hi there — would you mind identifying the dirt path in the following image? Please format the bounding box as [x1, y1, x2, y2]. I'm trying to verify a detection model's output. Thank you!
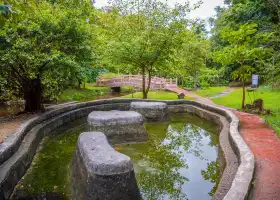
[166, 87, 214, 104]
[0, 113, 36, 142]
[169, 87, 280, 200]
[236, 112, 280, 200]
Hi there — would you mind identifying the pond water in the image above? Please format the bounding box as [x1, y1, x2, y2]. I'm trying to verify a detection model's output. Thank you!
[12, 114, 221, 200]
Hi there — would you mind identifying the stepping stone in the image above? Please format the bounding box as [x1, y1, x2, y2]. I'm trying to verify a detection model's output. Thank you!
[71, 132, 141, 200]
[87, 110, 147, 143]
[130, 102, 168, 121]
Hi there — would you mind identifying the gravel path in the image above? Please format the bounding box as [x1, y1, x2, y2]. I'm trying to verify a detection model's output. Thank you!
[209, 88, 235, 99]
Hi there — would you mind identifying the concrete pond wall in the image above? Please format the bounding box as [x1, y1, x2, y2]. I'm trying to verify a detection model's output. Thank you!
[0, 99, 255, 200]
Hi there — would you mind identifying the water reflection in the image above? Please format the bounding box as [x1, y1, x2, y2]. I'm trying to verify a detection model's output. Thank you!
[118, 114, 220, 200]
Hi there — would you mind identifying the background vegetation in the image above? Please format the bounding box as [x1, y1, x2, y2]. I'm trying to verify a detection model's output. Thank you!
[0, 0, 279, 116]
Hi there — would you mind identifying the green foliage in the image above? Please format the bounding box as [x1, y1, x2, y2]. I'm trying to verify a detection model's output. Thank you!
[97, 0, 198, 97]
[210, 0, 280, 84]
[174, 34, 210, 89]
[58, 87, 110, 101]
[0, 0, 95, 110]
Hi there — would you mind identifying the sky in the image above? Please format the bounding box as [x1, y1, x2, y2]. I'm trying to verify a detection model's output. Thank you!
[94, 0, 225, 19]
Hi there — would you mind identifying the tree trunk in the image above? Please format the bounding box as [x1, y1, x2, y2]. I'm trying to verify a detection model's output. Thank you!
[242, 81, 246, 109]
[77, 80, 82, 89]
[24, 77, 42, 112]
[145, 69, 152, 98]
[182, 77, 184, 88]
[142, 66, 147, 99]
[193, 75, 197, 90]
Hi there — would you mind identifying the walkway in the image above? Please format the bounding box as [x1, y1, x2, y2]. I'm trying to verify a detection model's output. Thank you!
[172, 87, 280, 200]
[165, 87, 214, 104]
[236, 112, 280, 200]
[209, 88, 235, 99]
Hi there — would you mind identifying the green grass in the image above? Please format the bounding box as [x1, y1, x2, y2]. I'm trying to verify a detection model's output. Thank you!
[194, 87, 227, 97]
[212, 87, 280, 136]
[58, 86, 110, 101]
[84, 84, 110, 91]
[121, 91, 195, 100]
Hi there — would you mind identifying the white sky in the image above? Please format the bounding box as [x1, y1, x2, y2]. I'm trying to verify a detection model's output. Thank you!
[94, 0, 225, 19]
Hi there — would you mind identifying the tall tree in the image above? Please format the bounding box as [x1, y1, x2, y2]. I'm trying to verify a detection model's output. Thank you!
[174, 32, 210, 89]
[213, 23, 273, 109]
[97, 0, 194, 98]
[0, 0, 95, 111]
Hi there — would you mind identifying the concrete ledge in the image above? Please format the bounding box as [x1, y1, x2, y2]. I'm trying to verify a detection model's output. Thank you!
[0, 99, 254, 200]
[71, 132, 141, 200]
[88, 110, 143, 126]
[130, 101, 168, 121]
[88, 110, 148, 144]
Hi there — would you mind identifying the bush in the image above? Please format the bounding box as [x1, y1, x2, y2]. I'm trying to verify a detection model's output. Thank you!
[200, 81, 210, 89]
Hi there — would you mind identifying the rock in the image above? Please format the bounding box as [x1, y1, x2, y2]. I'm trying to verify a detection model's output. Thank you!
[177, 93, 185, 99]
[253, 99, 264, 111]
[130, 102, 168, 121]
[71, 132, 141, 200]
[87, 110, 148, 143]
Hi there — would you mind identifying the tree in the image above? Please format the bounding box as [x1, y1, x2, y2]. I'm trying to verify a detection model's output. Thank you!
[210, 0, 280, 83]
[174, 33, 210, 89]
[0, 0, 95, 111]
[97, 0, 193, 99]
[213, 23, 273, 109]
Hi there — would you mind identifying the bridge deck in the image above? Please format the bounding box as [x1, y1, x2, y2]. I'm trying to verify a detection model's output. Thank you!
[96, 75, 178, 90]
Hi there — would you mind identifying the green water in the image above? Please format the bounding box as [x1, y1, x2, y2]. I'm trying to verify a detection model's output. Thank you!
[12, 114, 220, 200]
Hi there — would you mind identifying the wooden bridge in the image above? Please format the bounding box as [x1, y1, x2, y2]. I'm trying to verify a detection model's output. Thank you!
[96, 75, 178, 90]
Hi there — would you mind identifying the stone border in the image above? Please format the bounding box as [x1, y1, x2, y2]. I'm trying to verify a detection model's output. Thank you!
[0, 99, 254, 200]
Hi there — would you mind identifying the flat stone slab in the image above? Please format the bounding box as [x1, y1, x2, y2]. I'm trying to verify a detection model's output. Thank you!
[87, 111, 147, 143]
[71, 132, 141, 200]
[88, 110, 143, 126]
[77, 132, 133, 175]
[130, 102, 168, 121]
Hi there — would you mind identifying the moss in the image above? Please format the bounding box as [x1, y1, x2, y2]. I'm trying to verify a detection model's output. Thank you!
[15, 123, 88, 199]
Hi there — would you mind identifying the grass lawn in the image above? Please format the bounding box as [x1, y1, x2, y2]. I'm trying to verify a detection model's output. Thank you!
[121, 91, 195, 100]
[212, 87, 280, 135]
[84, 84, 110, 91]
[194, 87, 227, 97]
[58, 88, 104, 101]
[58, 85, 111, 101]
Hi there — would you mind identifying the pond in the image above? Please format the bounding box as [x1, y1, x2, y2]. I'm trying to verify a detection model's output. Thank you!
[11, 114, 221, 200]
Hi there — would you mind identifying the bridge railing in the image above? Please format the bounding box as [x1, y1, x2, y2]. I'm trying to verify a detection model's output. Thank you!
[96, 75, 177, 89]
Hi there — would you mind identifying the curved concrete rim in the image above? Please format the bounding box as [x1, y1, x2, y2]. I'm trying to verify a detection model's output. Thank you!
[130, 101, 167, 108]
[0, 99, 255, 200]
